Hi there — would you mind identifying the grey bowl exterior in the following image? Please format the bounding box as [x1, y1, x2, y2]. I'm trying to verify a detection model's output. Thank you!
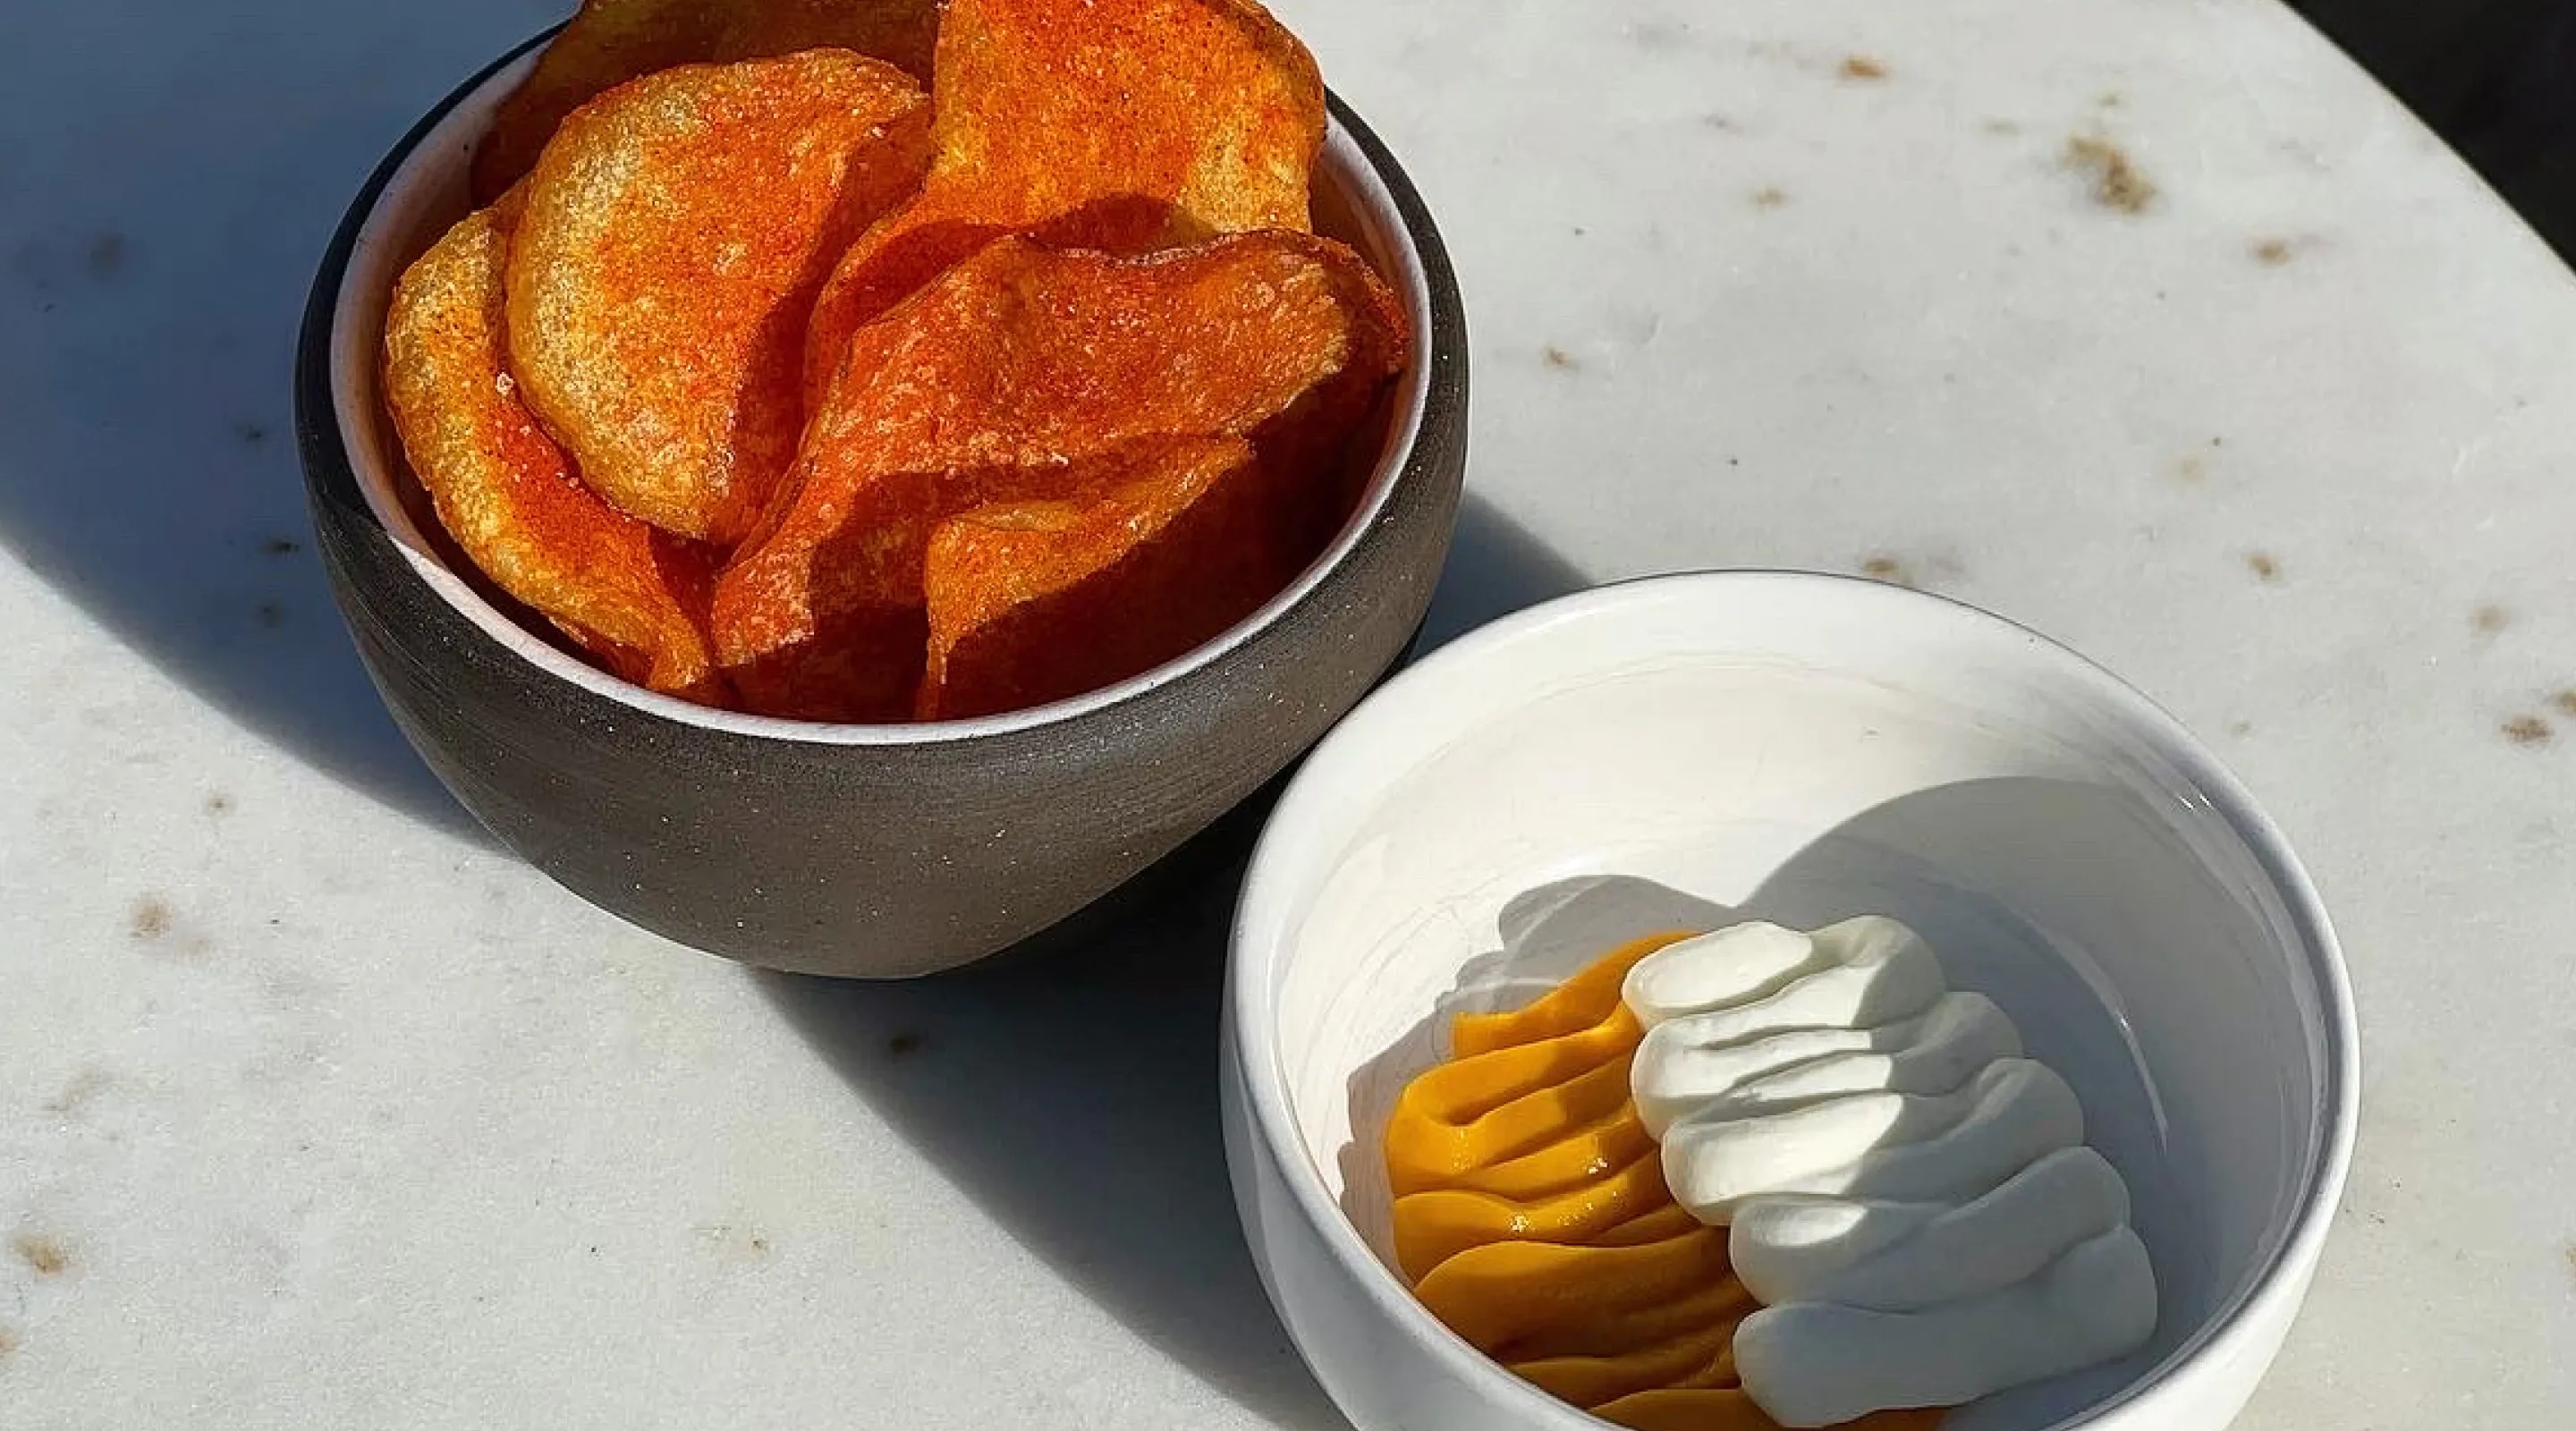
[293, 36, 1469, 978]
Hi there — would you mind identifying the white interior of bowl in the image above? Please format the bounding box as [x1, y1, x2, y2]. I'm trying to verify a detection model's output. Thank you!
[1234, 572, 2354, 1431]
[327, 47, 1435, 744]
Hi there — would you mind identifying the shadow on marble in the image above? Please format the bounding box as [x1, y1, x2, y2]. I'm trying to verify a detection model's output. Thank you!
[756, 495, 1582, 1428]
[1414, 491, 1593, 651]
[0, 7, 569, 843]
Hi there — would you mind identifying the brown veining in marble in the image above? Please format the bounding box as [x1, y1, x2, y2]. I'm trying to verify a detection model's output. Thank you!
[2066, 135, 2157, 214]
[43, 1068, 111, 1115]
[1860, 554, 1911, 586]
[12, 1234, 69, 1278]
[84, 233, 125, 281]
[2503, 715, 2554, 747]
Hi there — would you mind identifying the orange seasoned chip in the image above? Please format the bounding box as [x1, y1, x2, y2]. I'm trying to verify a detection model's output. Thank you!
[505, 51, 930, 545]
[381, 193, 726, 700]
[470, 0, 942, 201]
[800, 0, 1326, 406]
[916, 435, 1275, 720]
[712, 231, 1406, 722]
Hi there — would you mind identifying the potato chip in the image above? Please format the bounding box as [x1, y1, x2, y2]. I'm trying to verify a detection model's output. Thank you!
[712, 231, 1406, 721]
[800, 0, 1326, 407]
[916, 435, 1272, 720]
[505, 51, 931, 545]
[382, 193, 727, 700]
[470, 0, 942, 201]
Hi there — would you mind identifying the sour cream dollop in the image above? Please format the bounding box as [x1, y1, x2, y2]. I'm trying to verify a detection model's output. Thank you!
[1623, 917, 2157, 1428]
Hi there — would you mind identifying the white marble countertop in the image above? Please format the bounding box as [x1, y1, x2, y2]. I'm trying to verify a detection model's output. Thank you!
[4, 0, 2572, 1426]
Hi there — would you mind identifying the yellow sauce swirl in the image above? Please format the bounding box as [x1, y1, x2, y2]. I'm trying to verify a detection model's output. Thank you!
[1385, 933, 1940, 1431]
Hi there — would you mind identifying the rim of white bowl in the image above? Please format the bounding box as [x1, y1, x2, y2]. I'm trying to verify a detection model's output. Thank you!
[1228, 568, 2359, 1431]
[326, 37, 1444, 747]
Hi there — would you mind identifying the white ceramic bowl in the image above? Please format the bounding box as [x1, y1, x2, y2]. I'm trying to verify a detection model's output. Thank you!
[1224, 571, 2356, 1431]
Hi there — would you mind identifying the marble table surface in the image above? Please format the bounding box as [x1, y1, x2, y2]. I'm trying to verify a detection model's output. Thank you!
[5, 0, 2572, 1426]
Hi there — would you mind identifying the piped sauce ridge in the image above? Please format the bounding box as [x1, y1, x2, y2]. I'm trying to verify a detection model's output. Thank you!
[1385, 934, 1938, 1431]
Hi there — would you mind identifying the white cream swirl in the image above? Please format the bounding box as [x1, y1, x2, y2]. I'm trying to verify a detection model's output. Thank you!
[1623, 917, 2157, 1428]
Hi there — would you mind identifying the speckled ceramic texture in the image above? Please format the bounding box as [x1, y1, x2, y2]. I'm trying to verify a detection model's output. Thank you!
[293, 33, 1469, 978]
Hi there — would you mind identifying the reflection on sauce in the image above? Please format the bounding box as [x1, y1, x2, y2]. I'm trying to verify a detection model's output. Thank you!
[1385, 934, 1938, 1431]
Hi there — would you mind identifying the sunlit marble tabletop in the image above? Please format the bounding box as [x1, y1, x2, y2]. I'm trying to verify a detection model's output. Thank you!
[5, 0, 2573, 1426]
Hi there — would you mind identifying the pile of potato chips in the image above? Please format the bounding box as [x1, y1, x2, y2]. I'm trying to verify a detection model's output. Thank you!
[384, 0, 1410, 722]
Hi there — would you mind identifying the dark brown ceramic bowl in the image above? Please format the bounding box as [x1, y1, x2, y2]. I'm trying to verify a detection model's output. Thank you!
[294, 32, 1468, 977]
